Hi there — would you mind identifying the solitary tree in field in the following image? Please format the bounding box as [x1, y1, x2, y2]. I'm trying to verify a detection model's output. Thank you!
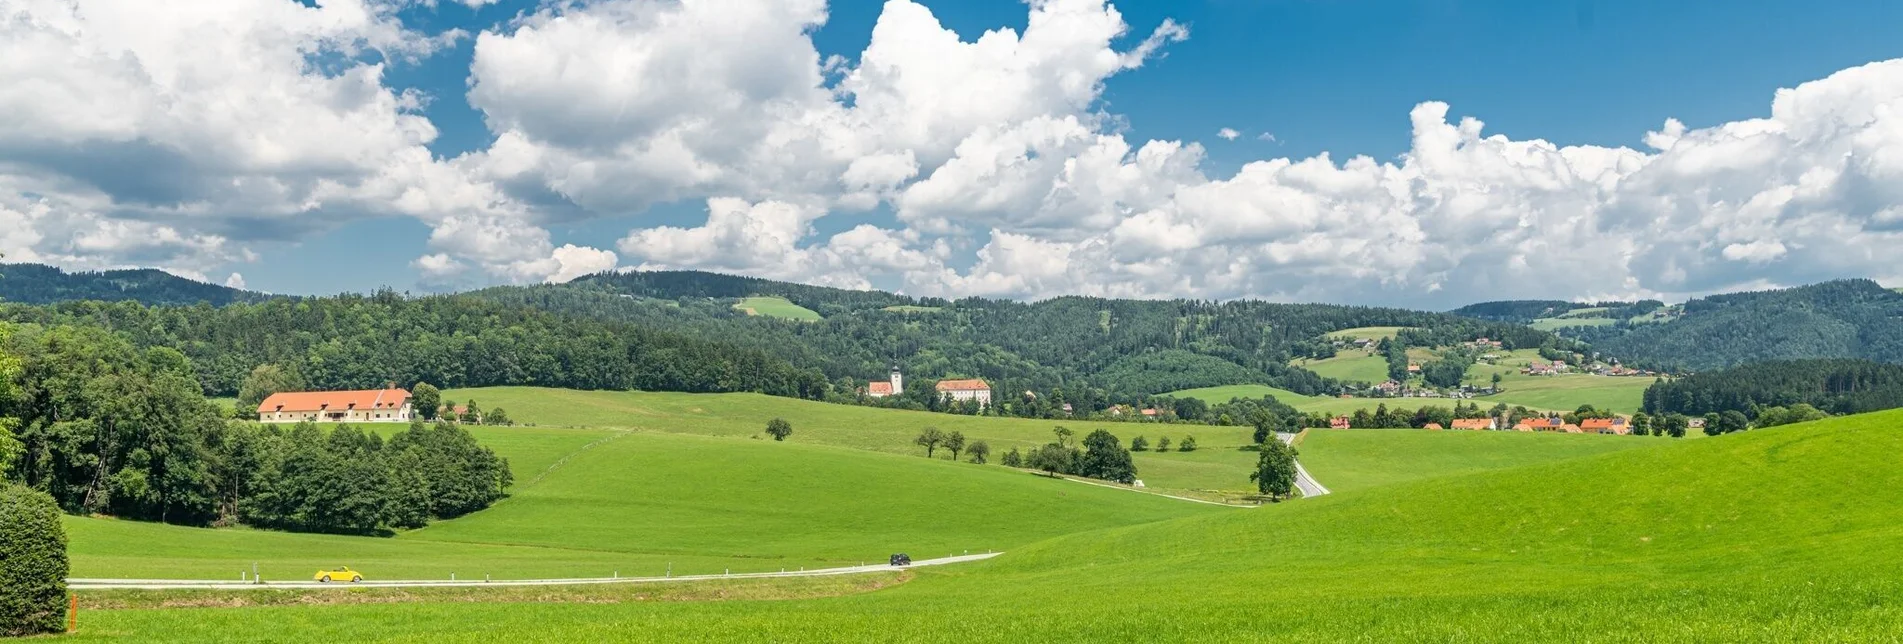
[1130, 435, 1149, 452]
[1052, 426, 1074, 447]
[1080, 429, 1136, 484]
[1251, 439, 1299, 501]
[1155, 436, 1171, 452]
[943, 431, 967, 460]
[967, 440, 990, 464]
[765, 418, 793, 441]
[915, 427, 945, 457]
[487, 408, 512, 426]
[1178, 435, 1198, 452]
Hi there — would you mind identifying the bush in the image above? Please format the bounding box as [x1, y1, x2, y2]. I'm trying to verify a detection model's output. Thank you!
[0, 484, 68, 636]
[1178, 435, 1198, 452]
[1130, 436, 1149, 452]
[1000, 447, 1023, 468]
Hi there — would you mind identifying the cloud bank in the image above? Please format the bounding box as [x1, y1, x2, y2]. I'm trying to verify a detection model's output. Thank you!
[2, 0, 1901, 307]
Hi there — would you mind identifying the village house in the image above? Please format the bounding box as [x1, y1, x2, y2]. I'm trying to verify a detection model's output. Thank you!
[1423, 422, 1444, 431]
[1687, 417, 1707, 430]
[1580, 417, 1632, 435]
[1329, 416, 1352, 429]
[258, 388, 413, 423]
[935, 378, 993, 407]
[1451, 418, 1497, 430]
[1521, 416, 1566, 432]
[865, 365, 902, 398]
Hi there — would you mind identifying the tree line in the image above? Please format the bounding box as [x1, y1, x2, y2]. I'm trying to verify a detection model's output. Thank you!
[0, 322, 509, 535]
[1642, 359, 1903, 418]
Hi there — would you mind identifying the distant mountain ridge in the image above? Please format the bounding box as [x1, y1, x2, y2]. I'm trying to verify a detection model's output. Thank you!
[0, 263, 269, 306]
[1459, 279, 1903, 371]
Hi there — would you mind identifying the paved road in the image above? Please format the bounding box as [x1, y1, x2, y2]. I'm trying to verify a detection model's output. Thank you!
[67, 553, 1001, 591]
[1275, 432, 1331, 498]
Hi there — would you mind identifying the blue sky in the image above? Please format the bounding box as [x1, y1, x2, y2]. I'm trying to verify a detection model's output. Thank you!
[9, 0, 1903, 306]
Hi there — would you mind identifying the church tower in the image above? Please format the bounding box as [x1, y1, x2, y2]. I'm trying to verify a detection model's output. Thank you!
[889, 364, 903, 393]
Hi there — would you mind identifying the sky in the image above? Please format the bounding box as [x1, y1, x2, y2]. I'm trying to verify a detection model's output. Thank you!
[4, 0, 1903, 309]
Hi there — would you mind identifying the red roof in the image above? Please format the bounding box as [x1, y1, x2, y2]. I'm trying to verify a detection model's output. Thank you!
[934, 379, 991, 392]
[258, 389, 410, 414]
[1581, 417, 1627, 430]
[866, 382, 895, 395]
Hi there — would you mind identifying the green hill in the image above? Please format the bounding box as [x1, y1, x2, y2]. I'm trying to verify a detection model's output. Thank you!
[732, 295, 822, 320]
[0, 262, 268, 306]
[1576, 280, 1903, 370]
[65, 428, 1213, 581]
[79, 410, 1903, 641]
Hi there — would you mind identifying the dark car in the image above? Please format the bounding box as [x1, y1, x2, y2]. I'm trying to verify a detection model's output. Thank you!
[889, 553, 912, 566]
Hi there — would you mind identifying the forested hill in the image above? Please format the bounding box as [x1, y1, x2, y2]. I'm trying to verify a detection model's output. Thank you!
[1578, 280, 1903, 371]
[0, 262, 269, 306]
[472, 271, 1561, 400]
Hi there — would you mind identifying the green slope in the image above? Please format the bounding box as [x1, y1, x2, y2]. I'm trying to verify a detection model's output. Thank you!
[732, 295, 821, 320]
[1297, 427, 1654, 493]
[67, 429, 1212, 581]
[1163, 383, 1318, 405]
[84, 411, 1903, 641]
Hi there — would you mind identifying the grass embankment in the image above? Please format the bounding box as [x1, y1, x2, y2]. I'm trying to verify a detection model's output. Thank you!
[68, 430, 1212, 581]
[77, 410, 1903, 641]
[731, 296, 821, 320]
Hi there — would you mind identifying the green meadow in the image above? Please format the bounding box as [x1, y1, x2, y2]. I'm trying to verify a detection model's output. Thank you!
[1291, 350, 1390, 383]
[731, 295, 822, 320]
[69, 409, 1903, 641]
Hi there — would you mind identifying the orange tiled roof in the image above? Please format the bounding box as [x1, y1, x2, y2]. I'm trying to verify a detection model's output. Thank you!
[1451, 418, 1493, 430]
[1422, 423, 1444, 430]
[1580, 418, 1618, 430]
[258, 389, 410, 414]
[935, 379, 991, 392]
[866, 382, 895, 395]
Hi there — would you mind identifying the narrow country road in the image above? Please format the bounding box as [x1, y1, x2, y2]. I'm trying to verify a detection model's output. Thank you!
[67, 553, 1000, 591]
[1275, 432, 1331, 498]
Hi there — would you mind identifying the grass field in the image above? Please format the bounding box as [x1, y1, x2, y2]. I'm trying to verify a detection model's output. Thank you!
[67, 430, 1213, 581]
[731, 296, 821, 320]
[73, 410, 1903, 641]
[444, 387, 1264, 497]
[1292, 351, 1390, 383]
[1529, 316, 1616, 331]
[1162, 384, 1317, 405]
[1324, 326, 1407, 341]
[1477, 374, 1653, 413]
[1297, 428, 1653, 492]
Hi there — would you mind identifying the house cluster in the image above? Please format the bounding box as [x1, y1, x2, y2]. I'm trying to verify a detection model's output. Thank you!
[1368, 380, 1491, 399]
[1328, 415, 1635, 435]
[257, 387, 414, 423]
[1522, 359, 1572, 376]
[863, 366, 994, 408]
[1462, 337, 1505, 350]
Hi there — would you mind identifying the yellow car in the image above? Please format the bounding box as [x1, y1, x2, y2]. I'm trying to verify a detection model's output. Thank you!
[313, 567, 363, 583]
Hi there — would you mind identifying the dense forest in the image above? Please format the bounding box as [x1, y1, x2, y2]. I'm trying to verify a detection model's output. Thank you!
[1448, 299, 1664, 323]
[1585, 280, 1903, 371]
[1641, 359, 1903, 418]
[0, 323, 510, 533]
[0, 263, 269, 306]
[475, 270, 1557, 400]
[0, 293, 827, 400]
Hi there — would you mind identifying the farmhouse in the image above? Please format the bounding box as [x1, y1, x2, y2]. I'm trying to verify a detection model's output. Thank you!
[1580, 417, 1631, 435]
[258, 388, 413, 423]
[935, 378, 993, 407]
[865, 365, 902, 398]
[1451, 418, 1497, 430]
[1329, 416, 1352, 429]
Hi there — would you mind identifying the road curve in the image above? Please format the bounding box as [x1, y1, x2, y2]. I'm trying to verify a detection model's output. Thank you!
[68, 553, 1001, 591]
[1275, 432, 1331, 498]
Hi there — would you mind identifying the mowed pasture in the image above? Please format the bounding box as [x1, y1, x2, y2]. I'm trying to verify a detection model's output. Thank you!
[731, 295, 822, 320]
[445, 387, 1265, 498]
[1291, 350, 1390, 384]
[1296, 428, 1653, 493]
[66, 428, 1214, 581]
[75, 411, 1903, 641]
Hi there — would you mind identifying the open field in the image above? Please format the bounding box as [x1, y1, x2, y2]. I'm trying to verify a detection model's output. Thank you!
[67, 429, 1214, 582]
[1162, 383, 1316, 405]
[1324, 326, 1407, 341]
[731, 295, 821, 320]
[445, 387, 1264, 497]
[73, 411, 1903, 641]
[1292, 350, 1390, 383]
[1477, 374, 1654, 413]
[1529, 316, 1616, 331]
[1297, 428, 1654, 493]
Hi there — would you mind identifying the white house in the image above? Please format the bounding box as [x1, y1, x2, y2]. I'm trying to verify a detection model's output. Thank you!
[257, 388, 413, 423]
[934, 378, 993, 407]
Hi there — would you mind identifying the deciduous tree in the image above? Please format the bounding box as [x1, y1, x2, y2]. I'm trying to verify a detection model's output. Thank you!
[765, 418, 793, 441]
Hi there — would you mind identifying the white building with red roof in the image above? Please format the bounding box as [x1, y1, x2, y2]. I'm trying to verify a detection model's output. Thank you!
[257, 388, 413, 423]
[934, 378, 992, 407]
[866, 365, 902, 398]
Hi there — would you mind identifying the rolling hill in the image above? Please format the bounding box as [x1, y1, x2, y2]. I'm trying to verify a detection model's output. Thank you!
[0, 263, 268, 306]
[73, 408, 1903, 641]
